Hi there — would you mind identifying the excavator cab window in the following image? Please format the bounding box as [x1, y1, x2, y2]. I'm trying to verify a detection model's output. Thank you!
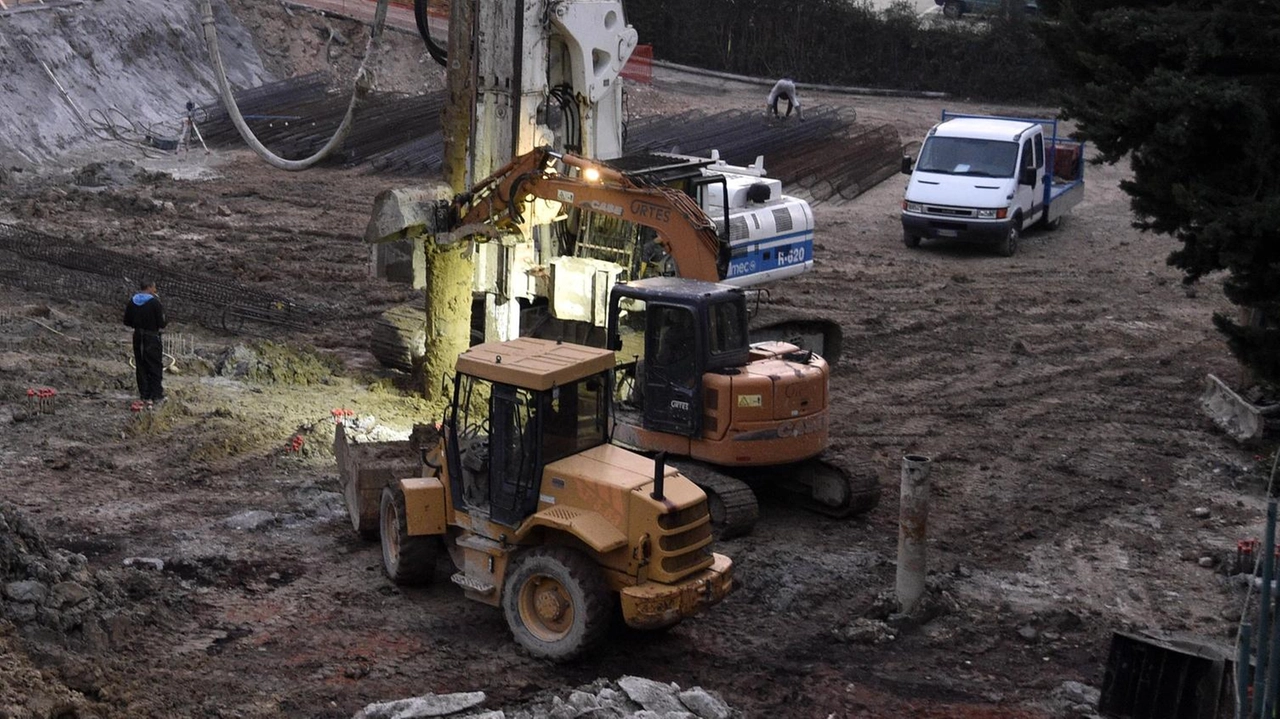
[643, 304, 703, 436]
[708, 299, 747, 357]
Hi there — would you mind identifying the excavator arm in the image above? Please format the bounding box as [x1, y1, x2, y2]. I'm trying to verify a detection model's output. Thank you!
[451, 147, 728, 281]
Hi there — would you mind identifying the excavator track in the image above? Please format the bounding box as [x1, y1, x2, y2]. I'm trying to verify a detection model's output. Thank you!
[670, 460, 759, 540]
[774, 456, 882, 518]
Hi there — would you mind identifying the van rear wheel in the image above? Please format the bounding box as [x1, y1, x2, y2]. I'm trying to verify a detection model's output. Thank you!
[503, 547, 611, 661]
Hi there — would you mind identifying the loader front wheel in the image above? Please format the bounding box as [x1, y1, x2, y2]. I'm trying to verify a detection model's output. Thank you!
[503, 547, 611, 661]
[380, 485, 439, 586]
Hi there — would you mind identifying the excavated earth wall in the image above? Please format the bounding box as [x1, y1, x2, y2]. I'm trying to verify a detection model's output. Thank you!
[0, 0, 266, 171]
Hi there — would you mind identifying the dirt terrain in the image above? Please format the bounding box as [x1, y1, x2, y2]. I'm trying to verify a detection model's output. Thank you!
[0, 1, 1267, 717]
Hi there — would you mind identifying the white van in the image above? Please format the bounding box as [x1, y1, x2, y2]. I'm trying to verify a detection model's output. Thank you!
[900, 112, 1085, 257]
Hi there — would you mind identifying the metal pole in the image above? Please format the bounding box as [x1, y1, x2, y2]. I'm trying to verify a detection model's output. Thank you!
[896, 454, 931, 613]
[1240, 623, 1253, 719]
[1266, 588, 1280, 718]
[1254, 500, 1277, 718]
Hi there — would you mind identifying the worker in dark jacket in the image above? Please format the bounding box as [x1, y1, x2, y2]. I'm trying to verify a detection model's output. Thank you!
[124, 280, 167, 405]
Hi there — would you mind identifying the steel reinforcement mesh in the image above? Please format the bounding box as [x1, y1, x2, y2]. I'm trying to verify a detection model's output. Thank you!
[0, 223, 324, 332]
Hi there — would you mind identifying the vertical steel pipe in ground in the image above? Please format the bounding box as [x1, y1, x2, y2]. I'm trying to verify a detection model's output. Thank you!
[896, 454, 932, 613]
[1240, 623, 1253, 719]
[1254, 500, 1278, 718]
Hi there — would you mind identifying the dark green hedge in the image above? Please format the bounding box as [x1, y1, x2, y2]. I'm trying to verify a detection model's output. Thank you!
[626, 0, 1058, 101]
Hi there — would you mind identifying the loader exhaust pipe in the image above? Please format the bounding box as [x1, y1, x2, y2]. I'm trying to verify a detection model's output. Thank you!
[652, 451, 667, 501]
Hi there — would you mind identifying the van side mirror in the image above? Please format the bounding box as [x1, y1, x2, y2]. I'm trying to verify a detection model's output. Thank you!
[901, 156, 915, 175]
[1019, 167, 1036, 186]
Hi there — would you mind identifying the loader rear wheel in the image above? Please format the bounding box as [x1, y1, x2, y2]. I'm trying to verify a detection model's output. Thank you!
[503, 547, 611, 661]
[380, 485, 439, 586]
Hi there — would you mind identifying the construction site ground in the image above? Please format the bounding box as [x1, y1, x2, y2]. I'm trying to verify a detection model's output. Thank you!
[0, 1, 1266, 717]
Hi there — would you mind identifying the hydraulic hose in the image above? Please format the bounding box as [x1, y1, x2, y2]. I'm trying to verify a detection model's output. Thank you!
[414, 0, 448, 67]
[199, 0, 389, 171]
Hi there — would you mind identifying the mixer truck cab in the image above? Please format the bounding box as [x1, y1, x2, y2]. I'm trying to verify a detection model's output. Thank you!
[900, 112, 1084, 257]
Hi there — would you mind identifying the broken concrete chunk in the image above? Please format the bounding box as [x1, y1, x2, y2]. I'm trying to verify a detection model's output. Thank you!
[49, 581, 92, 608]
[353, 691, 486, 719]
[678, 688, 731, 719]
[123, 556, 165, 571]
[222, 510, 279, 531]
[618, 676, 686, 715]
[3, 580, 48, 605]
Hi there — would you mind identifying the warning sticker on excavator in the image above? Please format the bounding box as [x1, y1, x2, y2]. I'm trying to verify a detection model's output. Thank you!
[557, 189, 575, 204]
[737, 394, 763, 407]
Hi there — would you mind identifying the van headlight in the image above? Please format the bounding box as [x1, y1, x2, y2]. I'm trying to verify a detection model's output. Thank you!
[904, 201, 923, 213]
[977, 207, 1009, 219]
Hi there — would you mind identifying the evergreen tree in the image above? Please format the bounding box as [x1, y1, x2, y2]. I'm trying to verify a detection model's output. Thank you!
[1055, 0, 1280, 382]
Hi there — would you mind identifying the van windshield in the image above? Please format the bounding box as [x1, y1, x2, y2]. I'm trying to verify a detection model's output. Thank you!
[916, 137, 1019, 178]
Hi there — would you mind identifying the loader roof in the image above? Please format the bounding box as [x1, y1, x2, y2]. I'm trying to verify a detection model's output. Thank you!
[456, 337, 614, 390]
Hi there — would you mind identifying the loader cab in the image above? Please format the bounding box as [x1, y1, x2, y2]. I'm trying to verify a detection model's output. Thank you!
[607, 277, 750, 438]
[443, 339, 614, 527]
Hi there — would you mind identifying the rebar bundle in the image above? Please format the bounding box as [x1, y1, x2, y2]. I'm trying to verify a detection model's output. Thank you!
[199, 76, 901, 202]
[0, 223, 322, 331]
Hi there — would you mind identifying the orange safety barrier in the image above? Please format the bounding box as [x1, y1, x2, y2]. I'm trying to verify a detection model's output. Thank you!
[622, 44, 653, 84]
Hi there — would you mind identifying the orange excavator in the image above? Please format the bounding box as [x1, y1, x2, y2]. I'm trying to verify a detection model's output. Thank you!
[447, 146, 728, 283]
[429, 148, 881, 537]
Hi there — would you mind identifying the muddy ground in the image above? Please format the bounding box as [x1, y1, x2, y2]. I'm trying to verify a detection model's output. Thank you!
[0, 1, 1268, 717]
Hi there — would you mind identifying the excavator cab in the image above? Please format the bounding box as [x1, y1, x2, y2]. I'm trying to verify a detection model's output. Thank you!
[607, 277, 750, 438]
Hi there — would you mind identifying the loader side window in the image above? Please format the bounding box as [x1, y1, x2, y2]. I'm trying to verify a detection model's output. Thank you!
[543, 373, 608, 463]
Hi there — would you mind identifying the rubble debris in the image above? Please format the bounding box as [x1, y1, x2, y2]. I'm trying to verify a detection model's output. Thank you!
[222, 510, 280, 532]
[0, 503, 126, 646]
[450, 675, 747, 711]
[122, 557, 165, 571]
[354, 691, 486, 719]
[835, 617, 897, 645]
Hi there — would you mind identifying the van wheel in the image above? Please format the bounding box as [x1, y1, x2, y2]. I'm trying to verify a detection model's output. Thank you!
[943, 1, 962, 18]
[503, 547, 611, 661]
[903, 231, 921, 249]
[380, 485, 440, 586]
[997, 217, 1020, 257]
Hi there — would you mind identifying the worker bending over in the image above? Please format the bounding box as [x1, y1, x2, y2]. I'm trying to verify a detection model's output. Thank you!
[766, 78, 804, 121]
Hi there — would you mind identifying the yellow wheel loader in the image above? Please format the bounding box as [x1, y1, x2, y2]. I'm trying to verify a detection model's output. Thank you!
[339, 337, 733, 660]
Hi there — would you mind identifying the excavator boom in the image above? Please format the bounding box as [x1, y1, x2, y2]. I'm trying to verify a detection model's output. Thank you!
[452, 147, 728, 281]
